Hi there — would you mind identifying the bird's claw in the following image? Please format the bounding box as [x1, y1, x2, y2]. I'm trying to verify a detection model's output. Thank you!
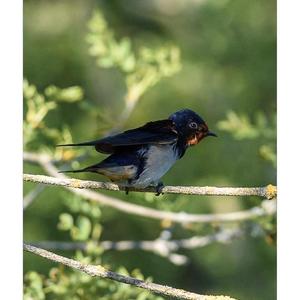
[125, 180, 132, 195]
[155, 182, 164, 196]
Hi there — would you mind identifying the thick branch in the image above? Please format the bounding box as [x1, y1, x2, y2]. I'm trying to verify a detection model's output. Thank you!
[24, 243, 236, 300]
[23, 173, 276, 198]
[23, 152, 276, 224]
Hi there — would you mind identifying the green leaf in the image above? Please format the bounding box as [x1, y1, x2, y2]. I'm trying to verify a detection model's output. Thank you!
[57, 213, 74, 231]
[97, 57, 114, 68]
[259, 144, 276, 166]
[217, 111, 259, 139]
[91, 223, 102, 240]
[71, 216, 92, 241]
[45, 85, 83, 102]
[121, 54, 136, 72]
[24, 271, 45, 300]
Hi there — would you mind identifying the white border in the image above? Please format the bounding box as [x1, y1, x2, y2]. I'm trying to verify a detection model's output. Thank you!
[0, 0, 298, 298]
[277, 0, 300, 298]
[0, 1, 23, 298]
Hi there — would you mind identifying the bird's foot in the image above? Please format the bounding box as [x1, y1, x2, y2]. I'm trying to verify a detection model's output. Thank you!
[125, 180, 133, 195]
[155, 182, 164, 196]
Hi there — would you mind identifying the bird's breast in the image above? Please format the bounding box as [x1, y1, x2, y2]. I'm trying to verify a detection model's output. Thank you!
[133, 144, 179, 187]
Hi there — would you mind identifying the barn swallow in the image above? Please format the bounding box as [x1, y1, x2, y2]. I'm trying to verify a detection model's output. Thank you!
[58, 109, 217, 195]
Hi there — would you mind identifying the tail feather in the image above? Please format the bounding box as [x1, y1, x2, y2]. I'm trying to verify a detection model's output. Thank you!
[56, 139, 101, 147]
[59, 165, 100, 174]
[59, 168, 87, 174]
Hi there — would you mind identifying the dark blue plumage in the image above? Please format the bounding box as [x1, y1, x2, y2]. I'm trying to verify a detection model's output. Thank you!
[58, 109, 217, 193]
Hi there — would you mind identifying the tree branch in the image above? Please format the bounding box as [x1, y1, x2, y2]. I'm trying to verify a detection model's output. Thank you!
[23, 185, 45, 209]
[24, 243, 236, 300]
[30, 231, 241, 251]
[23, 173, 276, 198]
[26, 228, 244, 266]
[23, 152, 276, 224]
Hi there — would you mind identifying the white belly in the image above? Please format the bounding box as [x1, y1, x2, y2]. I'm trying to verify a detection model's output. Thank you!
[133, 144, 178, 188]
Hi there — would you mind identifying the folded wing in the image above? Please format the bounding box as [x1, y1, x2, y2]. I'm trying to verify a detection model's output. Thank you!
[57, 119, 178, 154]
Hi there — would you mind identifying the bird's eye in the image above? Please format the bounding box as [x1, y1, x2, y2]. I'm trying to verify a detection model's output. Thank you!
[189, 122, 198, 129]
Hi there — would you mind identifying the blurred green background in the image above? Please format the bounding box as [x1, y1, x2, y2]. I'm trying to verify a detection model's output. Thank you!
[24, 0, 276, 299]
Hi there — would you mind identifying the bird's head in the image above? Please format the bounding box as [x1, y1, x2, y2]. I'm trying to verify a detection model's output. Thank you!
[169, 109, 217, 146]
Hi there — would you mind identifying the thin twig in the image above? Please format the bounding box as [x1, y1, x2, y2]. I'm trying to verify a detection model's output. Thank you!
[23, 173, 276, 198]
[23, 185, 45, 209]
[27, 228, 243, 265]
[23, 152, 276, 224]
[23, 243, 236, 300]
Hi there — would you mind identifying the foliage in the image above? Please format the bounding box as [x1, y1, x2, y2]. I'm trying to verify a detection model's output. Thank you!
[24, 198, 163, 300]
[87, 10, 181, 119]
[218, 110, 276, 166]
[24, 263, 162, 300]
[23, 79, 85, 161]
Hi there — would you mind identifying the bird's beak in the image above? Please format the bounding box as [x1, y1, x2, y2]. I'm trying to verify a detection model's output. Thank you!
[206, 131, 217, 137]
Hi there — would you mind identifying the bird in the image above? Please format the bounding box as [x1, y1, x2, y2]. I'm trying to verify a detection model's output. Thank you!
[58, 109, 217, 195]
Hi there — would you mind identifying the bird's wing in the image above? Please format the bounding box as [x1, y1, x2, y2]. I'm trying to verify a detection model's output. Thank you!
[58, 119, 178, 154]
